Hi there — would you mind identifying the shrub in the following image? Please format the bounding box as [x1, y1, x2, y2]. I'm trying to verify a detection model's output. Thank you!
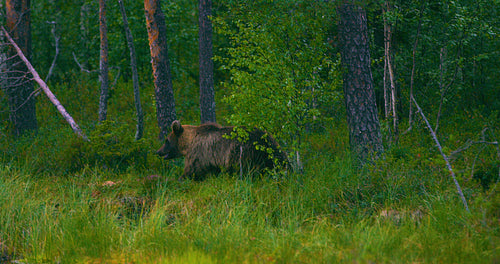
[213, 1, 342, 167]
[59, 120, 148, 173]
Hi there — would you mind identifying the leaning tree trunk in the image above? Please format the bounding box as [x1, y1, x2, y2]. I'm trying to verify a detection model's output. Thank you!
[338, 3, 383, 164]
[98, 0, 109, 122]
[198, 0, 216, 124]
[118, 0, 144, 140]
[2, 26, 89, 141]
[144, 0, 177, 140]
[5, 0, 38, 137]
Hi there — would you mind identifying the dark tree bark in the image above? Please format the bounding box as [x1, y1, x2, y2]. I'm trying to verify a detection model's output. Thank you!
[118, 0, 144, 140]
[98, 0, 109, 122]
[5, 0, 38, 136]
[198, 0, 216, 124]
[338, 3, 383, 163]
[144, 0, 177, 140]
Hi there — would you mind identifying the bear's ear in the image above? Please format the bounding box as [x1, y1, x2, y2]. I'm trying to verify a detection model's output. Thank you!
[171, 120, 184, 136]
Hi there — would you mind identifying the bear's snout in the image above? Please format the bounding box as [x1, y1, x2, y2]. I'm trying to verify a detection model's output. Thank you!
[155, 149, 163, 156]
[156, 145, 168, 158]
[156, 142, 181, 160]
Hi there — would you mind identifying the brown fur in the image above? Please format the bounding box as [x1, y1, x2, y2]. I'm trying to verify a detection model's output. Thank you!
[156, 120, 288, 180]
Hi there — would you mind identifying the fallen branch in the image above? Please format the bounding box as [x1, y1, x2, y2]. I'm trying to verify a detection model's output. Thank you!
[449, 128, 500, 199]
[2, 26, 89, 141]
[72, 52, 97, 74]
[450, 139, 498, 160]
[411, 95, 469, 212]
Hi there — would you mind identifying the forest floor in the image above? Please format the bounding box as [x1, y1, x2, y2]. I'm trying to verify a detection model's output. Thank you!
[0, 121, 499, 263]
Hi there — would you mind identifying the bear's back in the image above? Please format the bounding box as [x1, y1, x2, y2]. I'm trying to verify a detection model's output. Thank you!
[192, 123, 233, 140]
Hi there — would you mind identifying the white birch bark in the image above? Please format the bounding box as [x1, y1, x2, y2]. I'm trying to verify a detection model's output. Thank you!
[2, 26, 89, 141]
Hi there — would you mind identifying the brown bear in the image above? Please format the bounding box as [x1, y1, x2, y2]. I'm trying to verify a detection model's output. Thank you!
[156, 120, 288, 180]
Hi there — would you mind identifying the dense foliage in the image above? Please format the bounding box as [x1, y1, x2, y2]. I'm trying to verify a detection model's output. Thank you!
[0, 0, 499, 262]
[214, 1, 341, 158]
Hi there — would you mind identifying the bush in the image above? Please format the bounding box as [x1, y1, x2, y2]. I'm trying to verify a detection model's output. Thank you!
[59, 120, 148, 173]
[213, 1, 342, 160]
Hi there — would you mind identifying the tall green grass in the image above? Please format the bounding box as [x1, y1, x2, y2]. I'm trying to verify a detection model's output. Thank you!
[0, 148, 498, 263]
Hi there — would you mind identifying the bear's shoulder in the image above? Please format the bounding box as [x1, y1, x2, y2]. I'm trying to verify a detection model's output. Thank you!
[196, 122, 222, 132]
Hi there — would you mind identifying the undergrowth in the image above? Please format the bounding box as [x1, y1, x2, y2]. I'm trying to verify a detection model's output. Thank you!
[0, 117, 498, 263]
[0, 79, 498, 263]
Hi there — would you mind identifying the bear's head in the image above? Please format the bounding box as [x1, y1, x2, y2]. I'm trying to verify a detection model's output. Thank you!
[156, 120, 189, 160]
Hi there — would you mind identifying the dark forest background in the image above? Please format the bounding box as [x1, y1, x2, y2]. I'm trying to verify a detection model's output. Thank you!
[3, 0, 498, 131]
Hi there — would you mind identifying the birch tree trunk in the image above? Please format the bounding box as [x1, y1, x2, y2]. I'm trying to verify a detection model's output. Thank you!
[383, 1, 398, 138]
[2, 26, 89, 141]
[118, 0, 144, 140]
[144, 0, 177, 140]
[79, 3, 91, 71]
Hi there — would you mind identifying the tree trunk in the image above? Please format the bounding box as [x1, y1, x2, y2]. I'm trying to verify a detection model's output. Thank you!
[383, 1, 398, 138]
[0, 30, 6, 87]
[118, 0, 144, 140]
[405, 1, 424, 134]
[338, 3, 383, 164]
[198, 0, 216, 124]
[98, 0, 109, 122]
[2, 26, 89, 141]
[44, 21, 59, 83]
[5, 0, 38, 137]
[144, 0, 177, 140]
[79, 3, 91, 71]
[383, 37, 389, 120]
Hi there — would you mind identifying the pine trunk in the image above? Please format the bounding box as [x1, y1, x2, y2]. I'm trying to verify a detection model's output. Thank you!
[5, 0, 38, 136]
[338, 3, 383, 163]
[144, 0, 177, 139]
[198, 0, 216, 124]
